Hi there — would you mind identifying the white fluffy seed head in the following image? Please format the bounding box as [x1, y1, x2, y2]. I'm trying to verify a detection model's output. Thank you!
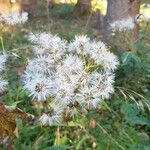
[89, 41, 119, 71]
[76, 85, 101, 109]
[23, 33, 119, 125]
[39, 103, 64, 126]
[0, 12, 28, 25]
[0, 54, 7, 72]
[88, 71, 115, 99]
[110, 16, 135, 31]
[28, 32, 67, 59]
[0, 77, 8, 93]
[23, 74, 54, 101]
[60, 55, 84, 75]
[25, 55, 55, 75]
[22, 55, 55, 101]
[0, 54, 7, 93]
[76, 71, 115, 109]
[64, 101, 87, 118]
[53, 74, 75, 104]
[68, 35, 90, 54]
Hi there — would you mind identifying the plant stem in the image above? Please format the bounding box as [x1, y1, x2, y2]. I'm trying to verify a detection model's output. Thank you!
[96, 123, 126, 150]
[0, 35, 5, 53]
[54, 127, 61, 145]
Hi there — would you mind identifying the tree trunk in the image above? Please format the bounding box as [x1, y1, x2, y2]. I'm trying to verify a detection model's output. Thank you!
[21, 0, 37, 17]
[103, 0, 141, 41]
[73, 0, 92, 16]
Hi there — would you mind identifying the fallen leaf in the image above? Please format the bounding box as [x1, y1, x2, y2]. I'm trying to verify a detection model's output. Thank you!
[0, 103, 27, 136]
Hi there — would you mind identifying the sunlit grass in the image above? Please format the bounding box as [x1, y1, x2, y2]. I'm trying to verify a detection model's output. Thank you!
[50, 0, 107, 14]
[51, 0, 150, 16]
[92, 0, 107, 14]
[140, 4, 150, 17]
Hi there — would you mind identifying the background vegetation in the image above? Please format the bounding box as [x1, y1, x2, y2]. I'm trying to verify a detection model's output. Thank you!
[0, 0, 150, 150]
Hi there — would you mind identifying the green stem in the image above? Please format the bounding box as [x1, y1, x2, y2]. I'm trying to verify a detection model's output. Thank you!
[97, 123, 126, 150]
[54, 127, 61, 145]
[0, 35, 5, 53]
[102, 101, 135, 144]
[84, 64, 101, 72]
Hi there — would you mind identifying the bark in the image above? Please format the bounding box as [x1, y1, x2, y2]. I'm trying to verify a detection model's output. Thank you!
[73, 0, 92, 16]
[103, 0, 141, 41]
[47, 0, 56, 9]
[20, 0, 37, 17]
[91, 9, 102, 29]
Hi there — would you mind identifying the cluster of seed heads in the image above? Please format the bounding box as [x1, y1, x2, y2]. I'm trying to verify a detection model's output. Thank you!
[22, 33, 119, 126]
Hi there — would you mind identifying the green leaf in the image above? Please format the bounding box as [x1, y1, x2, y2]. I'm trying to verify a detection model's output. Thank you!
[45, 145, 68, 150]
[121, 103, 139, 117]
[121, 52, 132, 64]
[121, 103, 150, 126]
[16, 118, 23, 129]
[76, 135, 89, 150]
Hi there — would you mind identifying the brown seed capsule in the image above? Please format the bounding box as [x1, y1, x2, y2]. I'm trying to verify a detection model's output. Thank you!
[35, 83, 43, 92]
[89, 119, 96, 128]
